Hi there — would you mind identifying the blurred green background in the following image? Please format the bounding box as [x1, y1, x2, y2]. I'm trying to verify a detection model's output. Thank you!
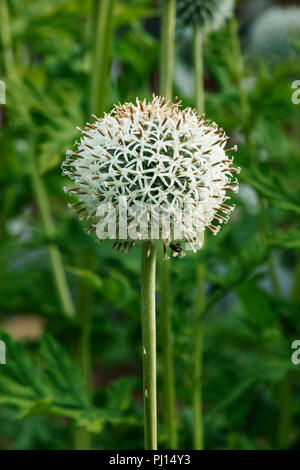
[0, 0, 300, 450]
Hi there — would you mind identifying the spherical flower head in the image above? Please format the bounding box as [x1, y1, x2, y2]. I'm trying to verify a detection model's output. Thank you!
[62, 96, 239, 256]
[177, 0, 234, 31]
[248, 7, 300, 66]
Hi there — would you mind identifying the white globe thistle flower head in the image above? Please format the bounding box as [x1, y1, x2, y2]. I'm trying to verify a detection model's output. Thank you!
[177, 0, 234, 31]
[62, 95, 240, 258]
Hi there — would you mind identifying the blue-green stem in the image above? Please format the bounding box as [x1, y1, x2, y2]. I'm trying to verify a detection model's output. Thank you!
[193, 24, 205, 451]
[141, 243, 157, 450]
[159, 0, 178, 450]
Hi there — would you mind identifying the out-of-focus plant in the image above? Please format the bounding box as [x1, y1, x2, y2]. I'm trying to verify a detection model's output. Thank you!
[176, 0, 234, 450]
[248, 6, 300, 66]
[159, 0, 177, 450]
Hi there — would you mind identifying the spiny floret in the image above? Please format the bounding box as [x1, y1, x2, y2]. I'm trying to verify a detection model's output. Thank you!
[177, 0, 234, 30]
[62, 95, 240, 255]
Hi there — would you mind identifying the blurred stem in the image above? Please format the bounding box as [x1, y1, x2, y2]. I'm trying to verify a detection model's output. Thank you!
[193, 264, 205, 450]
[229, 17, 290, 448]
[141, 243, 157, 450]
[160, 254, 177, 449]
[0, 0, 75, 319]
[73, 253, 94, 451]
[160, 0, 176, 98]
[193, 24, 205, 451]
[159, 0, 177, 450]
[90, 0, 115, 114]
[73, 0, 116, 450]
[291, 259, 300, 303]
[27, 146, 75, 319]
[229, 18, 281, 295]
[0, 0, 17, 80]
[194, 26, 204, 115]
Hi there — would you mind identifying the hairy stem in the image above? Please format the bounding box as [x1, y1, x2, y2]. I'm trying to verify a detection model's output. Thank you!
[141, 243, 157, 450]
[193, 24, 205, 451]
[159, 0, 177, 449]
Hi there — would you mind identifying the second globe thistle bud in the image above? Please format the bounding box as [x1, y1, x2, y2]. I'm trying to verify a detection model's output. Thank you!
[177, 0, 234, 31]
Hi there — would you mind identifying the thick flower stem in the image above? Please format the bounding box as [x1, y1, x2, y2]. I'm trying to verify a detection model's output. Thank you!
[159, 0, 178, 450]
[192, 24, 206, 450]
[141, 243, 157, 450]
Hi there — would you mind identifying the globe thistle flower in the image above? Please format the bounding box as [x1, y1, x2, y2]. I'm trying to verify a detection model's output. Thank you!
[62, 95, 239, 257]
[177, 0, 234, 30]
[248, 7, 300, 66]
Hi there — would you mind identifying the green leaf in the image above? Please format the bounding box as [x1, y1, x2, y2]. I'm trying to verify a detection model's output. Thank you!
[66, 265, 103, 291]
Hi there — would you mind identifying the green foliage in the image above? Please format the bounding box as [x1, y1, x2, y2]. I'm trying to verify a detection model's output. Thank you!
[1, 0, 300, 451]
[0, 332, 134, 433]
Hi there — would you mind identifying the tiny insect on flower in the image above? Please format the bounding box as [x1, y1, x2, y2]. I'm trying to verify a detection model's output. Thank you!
[62, 95, 240, 256]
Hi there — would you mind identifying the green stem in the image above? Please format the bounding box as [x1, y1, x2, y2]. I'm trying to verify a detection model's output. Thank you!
[193, 25, 205, 451]
[160, 0, 176, 98]
[160, 257, 177, 449]
[291, 259, 300, 303]
[193, 264, 205, 450]
[0, 0, 75, 319]
[194, 25, 204, 115]
[159, 0, 177, 449]
[73, 0, 116, 450]
[0, 0, 17, 80]
[141, 243, 157, 450]
[90, 0, 115, 115]
[229, 17, 290, 448]
[28, 146, 75, 319]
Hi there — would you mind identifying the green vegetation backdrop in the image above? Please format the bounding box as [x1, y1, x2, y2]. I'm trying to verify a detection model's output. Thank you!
[0, 0, 300, 450]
